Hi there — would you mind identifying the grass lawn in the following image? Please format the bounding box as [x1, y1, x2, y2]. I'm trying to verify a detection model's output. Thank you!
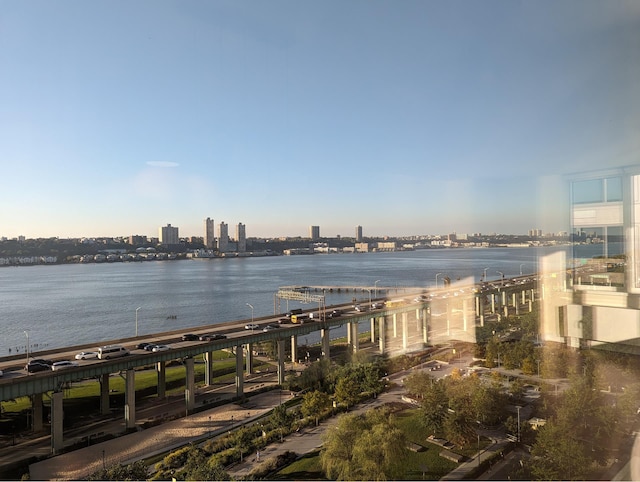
[272, 450, 326, 481]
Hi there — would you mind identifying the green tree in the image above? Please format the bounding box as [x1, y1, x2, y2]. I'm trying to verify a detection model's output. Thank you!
[420, 379, 449, 435]
[403, 371, 433, 400]
[484, 337, 499, 368]
[179, 447, 230, 481]
[301, 390, 331, 426]
[334, 373, 360, 409]
[321, 408, 407, 480]
[530, 420, 591, 480]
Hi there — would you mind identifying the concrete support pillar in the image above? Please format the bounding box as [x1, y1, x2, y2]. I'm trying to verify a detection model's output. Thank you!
[350, 322, 359, 353]
[423, 308, 429, 343]
[32, 393, 43, 432]
[512, 293, 516, 308]
[378, 317, 386, 353]
[491, 294, 496, 314]
[462, 298, 469, 332]
[157, 361, 166, 399]
[291, 335, 298, 363]
[503, 305, 509, 318]
[402, 312, 408, 351]
[531, 289, 535, 302]
[277, 339, 285, 385]
[370, 317, 376, 343]
[347, 323, 352, 344]
[245, 343, 253, 375]
[475, 296, 480, 317]
[51, 391, 64, 455]
[100, 373, 110, 415]
[393, 314, 398, 338]
[125, 369, 136, 429]
[529, 299, 533, 312]
[185, 357, 195, 414]
[502, 291, 507, 306]
[521, 290, 526, 305]
[235, 344, 244, 398]
[515, 299, 520, 315]
[446, 300, 452, 335]
[321, 329, 330, 359]
[204, 351, 214, 386]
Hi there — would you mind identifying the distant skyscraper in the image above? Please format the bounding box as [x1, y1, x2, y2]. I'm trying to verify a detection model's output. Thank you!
[356, 225, 363, 242]
[159, 224, 179, 245]
[236, 223, 246, 252]
[218, 221, 229, 252]
[204, 217, 215, 249]
[310, 225, 320, 240]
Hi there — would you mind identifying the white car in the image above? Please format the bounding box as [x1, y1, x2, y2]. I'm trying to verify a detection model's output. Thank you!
[75, 351, 98, 360]
[245, 323, 259, 330]
[51, 360, 79, 371]
[152, 344, 171, 352]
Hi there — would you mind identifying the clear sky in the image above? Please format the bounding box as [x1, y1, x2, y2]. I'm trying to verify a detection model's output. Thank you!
[1, 1, 639, 239]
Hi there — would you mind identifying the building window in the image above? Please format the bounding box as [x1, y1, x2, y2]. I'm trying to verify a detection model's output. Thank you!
[573, 226, 625, 288]
[572, 177, 622, 204]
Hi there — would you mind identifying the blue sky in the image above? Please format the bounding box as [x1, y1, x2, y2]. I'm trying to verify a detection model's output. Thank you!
[1, 1, 639, 239]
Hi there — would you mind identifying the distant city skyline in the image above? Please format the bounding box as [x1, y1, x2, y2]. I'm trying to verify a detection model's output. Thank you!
[1, 1, 638, 239]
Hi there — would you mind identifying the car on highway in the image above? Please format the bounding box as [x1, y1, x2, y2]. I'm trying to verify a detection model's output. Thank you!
[29, 358, 53, 366]
[181, 334, 200, 341]
[371, 302, 384, 309]
[26, 362, 51, 373]
[137, 342, 151, 350]
[152, 344, 170, 352]
[51, 360, 79, 371]
[144, 344, 158, 351]
[354, 304, 367, 312]
[245, 323, 259, 330]
[263, 324, 280, 332]
[75, 351, 98, 360]
[199, 333, 227, 341]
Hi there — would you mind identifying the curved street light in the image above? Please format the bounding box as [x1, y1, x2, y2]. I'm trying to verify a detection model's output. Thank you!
[246, 303, 254, 327]
[519, 264, 525, 275]
[435, 273, 442, 289]
[483, 267, 489, 281]
[374, 279, 381, 298]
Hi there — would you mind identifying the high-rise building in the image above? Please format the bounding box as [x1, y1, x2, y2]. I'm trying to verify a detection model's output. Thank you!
[356, 225, 363, 242]
[310, 225, 320, 240]
[218, 221, 229, 252]
[204, 217, 215, 249]
[159, 224, 179, 245]
[236, 223, 246, 252]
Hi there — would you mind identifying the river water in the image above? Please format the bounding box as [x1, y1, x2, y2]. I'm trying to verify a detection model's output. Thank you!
[0, 247, 567, 355]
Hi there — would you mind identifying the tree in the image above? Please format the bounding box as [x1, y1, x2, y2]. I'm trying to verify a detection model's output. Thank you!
[420, 379, 449, 435]
[180, 447, 230, 481]
[321, 408, 407, 480]
[530, 420, 591, 480]
[484, 337, 499, 368]
[403, 371, 433, 400]
[301, 390, 331, 426]
[334, 373, 360, 409]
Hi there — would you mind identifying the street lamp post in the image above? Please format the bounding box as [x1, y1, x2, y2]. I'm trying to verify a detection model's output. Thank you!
[516, 406, 521, 442]
[519, 264, 525, 276]
[483, 267, 489, 281]
[366, 289, 372, 308]
[24, 330, 30, 362]
[246, 303, 254, 329]
[135, 307, 141, 337]
[435, 273, 442, 289]
[496, 271, 504, 285]
[374, 279, 381, 298]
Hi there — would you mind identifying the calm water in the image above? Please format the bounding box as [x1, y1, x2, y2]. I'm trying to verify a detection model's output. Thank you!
[0, 247, 566, 354]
